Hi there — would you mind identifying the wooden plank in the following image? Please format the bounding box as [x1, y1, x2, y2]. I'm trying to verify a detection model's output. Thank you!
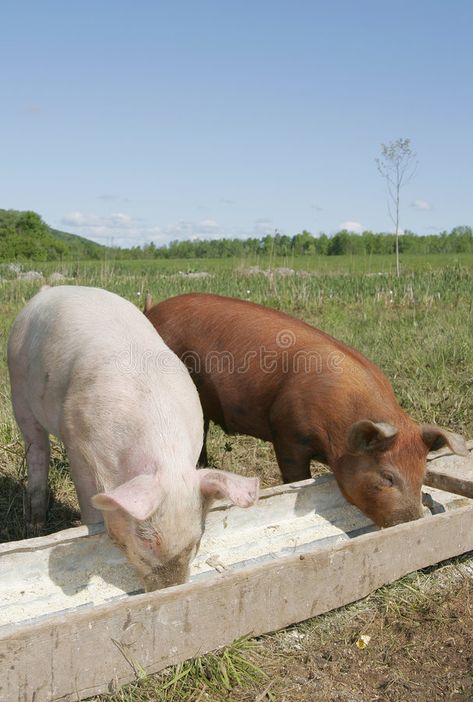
[1, 503, 473, 702]
[425, 444, 473, 498]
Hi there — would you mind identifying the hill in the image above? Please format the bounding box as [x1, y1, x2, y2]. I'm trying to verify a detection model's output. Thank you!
[0, 209, 106, 261]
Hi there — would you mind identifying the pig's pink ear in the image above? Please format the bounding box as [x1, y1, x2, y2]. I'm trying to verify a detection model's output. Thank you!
[347, 420, 398, 455]
[198, 469, 259, 507]
[420, 425, 469, 456]
[92, 474, 162, 521]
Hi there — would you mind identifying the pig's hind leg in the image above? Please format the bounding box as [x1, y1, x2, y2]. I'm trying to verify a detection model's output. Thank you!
[11, 387, 50, 530]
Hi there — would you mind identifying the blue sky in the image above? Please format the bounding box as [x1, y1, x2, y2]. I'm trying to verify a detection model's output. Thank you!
[1, 1, 472, 247]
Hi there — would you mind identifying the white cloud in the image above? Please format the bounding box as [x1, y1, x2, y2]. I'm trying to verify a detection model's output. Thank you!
[199, 219, 219, 230]
[61, 212, 226, 246]
[61, 212, 139, 229]
[160, 219, 222, 241]
[60, 212, 159, 247]
[411, 199, 432, 211]
[338, 221, 364, 234]
[252, 219, 274, 236]
[163, 218, 278, 241]
[60, 212, 285, 247]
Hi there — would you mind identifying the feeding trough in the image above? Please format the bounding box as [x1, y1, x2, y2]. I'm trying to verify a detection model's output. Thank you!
[1, 445, 473, 702]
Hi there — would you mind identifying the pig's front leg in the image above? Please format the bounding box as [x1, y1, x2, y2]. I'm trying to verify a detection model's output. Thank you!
[273, 436, 312, 484]
[68, 453, 104, 525]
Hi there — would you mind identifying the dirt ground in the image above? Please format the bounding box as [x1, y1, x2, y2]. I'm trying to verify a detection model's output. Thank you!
[236, 565, 473, 702]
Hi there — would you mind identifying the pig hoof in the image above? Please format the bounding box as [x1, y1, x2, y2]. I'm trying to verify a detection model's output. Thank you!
[25, 496, 49, 529]
[26, 522, 44, 537]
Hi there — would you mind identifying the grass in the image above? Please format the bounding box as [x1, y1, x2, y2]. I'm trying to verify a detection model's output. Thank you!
[2, 251, 473, 280]
[95, 637, 269, 702]
[1, 253, 472, 700]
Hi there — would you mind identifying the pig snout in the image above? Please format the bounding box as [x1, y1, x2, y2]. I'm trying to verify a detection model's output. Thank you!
[143, 563, 191, 592]
[129, 524, 199, 592]
[138, 549, 193, 591]
[380, 499, 425, 528]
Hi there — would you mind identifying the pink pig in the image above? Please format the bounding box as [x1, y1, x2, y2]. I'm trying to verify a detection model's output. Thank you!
[8, 286, 259, 590]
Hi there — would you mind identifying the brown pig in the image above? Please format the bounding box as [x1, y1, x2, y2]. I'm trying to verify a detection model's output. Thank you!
[144, 292, 468, 528]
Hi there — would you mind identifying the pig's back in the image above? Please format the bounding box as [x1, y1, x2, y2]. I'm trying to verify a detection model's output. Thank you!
[9, 286, 201, 453]
[147, 292, 398, 437]
[150, 293, 353, 354]
[12, 285, 165, 354]
[148, 292, 390, 381]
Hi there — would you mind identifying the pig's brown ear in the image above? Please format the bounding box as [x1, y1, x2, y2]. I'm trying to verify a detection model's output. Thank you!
[199, 469, 259, 507]
[347, 420, 398, 455]
[420, 425, 469, 456]
[92, 474, 162, 521]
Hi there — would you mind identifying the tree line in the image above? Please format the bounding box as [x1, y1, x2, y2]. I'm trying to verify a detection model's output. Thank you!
[1, 209, 472, 261]
[144, 227, 473, 259]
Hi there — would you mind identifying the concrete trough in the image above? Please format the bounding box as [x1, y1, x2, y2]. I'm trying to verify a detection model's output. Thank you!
[1, 447, 473, 701]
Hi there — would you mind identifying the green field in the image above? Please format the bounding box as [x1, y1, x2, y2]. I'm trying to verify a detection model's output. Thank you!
[2, 250, 473, 277]
[1, 254, 472, 701]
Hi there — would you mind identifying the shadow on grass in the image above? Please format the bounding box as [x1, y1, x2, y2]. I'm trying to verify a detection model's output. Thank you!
[0, 469, 81, 543]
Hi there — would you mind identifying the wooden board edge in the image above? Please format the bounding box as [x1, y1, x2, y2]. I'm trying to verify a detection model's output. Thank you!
[427, 441, 473, 462]
[424, 470, 473, 499]
[425, 444, 473, 498]
[0, 523, 105, 556]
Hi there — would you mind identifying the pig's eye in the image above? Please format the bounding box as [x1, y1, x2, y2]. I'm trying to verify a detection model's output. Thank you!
[380, 471, 395, 487]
